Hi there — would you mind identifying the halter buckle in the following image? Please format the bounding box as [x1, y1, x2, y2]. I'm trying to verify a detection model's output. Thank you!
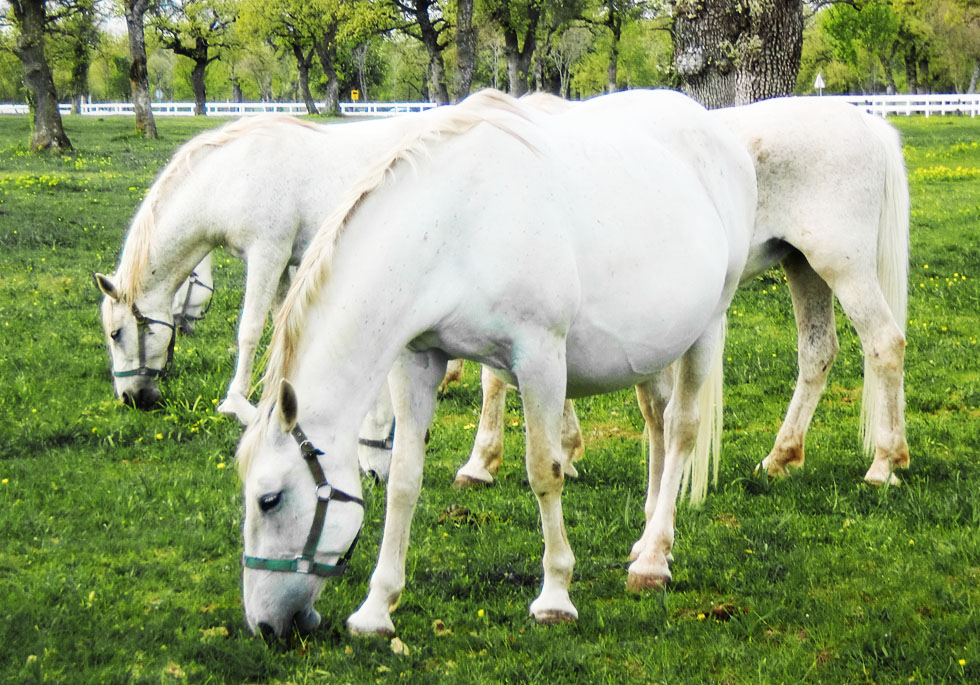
[295, 558, 313, 574]
[315, 483, 333, 502]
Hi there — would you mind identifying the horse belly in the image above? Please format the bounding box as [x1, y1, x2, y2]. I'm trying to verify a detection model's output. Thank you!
[560, 186, 730, 397]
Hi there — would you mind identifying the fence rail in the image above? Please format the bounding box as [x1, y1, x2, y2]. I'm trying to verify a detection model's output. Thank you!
[0, 100, 437, 117]
[1, 94, 978, 118]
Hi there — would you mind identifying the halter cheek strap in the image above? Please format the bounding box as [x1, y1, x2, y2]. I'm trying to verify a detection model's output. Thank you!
[113, 303, 176, 379]
[175, 272, 215, 326]
[243, 423, 366, 578]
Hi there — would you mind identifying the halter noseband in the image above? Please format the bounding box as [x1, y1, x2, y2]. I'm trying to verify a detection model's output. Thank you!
[357, 419, 396, 451]
[113, 303, 176, 379]
[243, 423, 365, 578]
[174, 271, 215, 329]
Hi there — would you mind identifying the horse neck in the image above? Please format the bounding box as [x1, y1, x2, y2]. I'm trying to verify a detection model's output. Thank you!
[119, 197, 214, 308]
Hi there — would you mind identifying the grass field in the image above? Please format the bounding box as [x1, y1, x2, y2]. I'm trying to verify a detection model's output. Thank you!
[0, 110, 977, 684]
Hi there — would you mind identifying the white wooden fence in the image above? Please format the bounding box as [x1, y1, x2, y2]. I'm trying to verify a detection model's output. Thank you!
[0, 93, 978, 118]
[0, 100, 437, 117]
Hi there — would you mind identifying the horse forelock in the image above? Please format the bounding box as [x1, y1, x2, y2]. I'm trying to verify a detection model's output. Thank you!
[116, 115, 325, 301]
[260, 90, 537, 394]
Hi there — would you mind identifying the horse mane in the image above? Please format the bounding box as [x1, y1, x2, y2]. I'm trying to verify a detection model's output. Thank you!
[250, 90, 534, 430]
[115, 115, 324, 302]
[520, 91, 574, 114]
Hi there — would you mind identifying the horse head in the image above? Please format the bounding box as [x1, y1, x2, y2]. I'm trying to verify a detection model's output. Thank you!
[95, 273, 174, 409]
[239, 379, 365, 639]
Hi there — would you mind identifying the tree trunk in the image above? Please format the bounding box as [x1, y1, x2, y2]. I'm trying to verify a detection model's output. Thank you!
[968, 61, 979, 94]
[492, 1, 540, 96]
[607, 42, 619, 93]
[904, 44, 918, 94]
[190, 59, 207, 115]
[606, 13, 622, 94]
[11, 0, 72, 151]
[315, 36, 340, 114]
[455, 0, 476, 101]
[671, 0, 803, 108]
[292, 43, 318, 115]
[415, 8, 450, 103]
[125, 0, 157, 138]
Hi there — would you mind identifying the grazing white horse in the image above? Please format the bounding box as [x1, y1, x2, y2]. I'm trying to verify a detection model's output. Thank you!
[445, 95, 910, 491]
[94, 112, 422, 419]
[235, 88, 755, 638]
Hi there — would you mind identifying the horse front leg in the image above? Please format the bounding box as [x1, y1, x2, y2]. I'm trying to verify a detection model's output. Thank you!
[217, 248, 291, 424]
[347, 350, 447, 637]
[514, 335, 577, 624]
[760, 253, 838, 477]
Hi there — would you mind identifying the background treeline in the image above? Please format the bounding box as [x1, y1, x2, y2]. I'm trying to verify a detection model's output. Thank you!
[1, 0, 978, 110]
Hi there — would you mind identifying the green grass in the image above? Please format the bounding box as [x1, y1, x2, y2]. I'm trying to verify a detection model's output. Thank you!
[1, 112, 978, 683]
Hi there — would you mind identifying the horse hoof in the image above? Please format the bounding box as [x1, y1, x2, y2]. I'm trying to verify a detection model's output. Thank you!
[626, 571, 670, 593]
[533, 609, 577, 625]
[452, 473, 493, 489]
[347, 612, 395, 638]
[864, 463, 902, 486]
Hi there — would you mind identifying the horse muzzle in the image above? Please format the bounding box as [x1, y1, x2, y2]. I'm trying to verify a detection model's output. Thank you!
[121, 385, 163, 410]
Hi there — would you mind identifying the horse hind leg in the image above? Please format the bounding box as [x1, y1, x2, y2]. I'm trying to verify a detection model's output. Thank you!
[628, 369, 672, 563]
[454, 365, 508, 487]
[830, 276, 909, 484]
[760, 252, 839, 477]
[627, 322, 722, 592]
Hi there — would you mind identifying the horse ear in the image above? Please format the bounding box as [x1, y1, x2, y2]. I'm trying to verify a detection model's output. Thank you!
[94, 273, 119, 301]
[277, 379, 298, 433]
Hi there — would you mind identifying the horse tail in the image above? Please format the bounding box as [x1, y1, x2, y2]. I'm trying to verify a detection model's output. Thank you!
[860, 114, 910, 457]
[683, 315, 726, 506]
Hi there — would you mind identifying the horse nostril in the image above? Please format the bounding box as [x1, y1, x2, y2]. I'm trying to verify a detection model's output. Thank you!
[257, 622, 278, 641]
[121, 391, 136, 407]
[135, 387, 163, 410]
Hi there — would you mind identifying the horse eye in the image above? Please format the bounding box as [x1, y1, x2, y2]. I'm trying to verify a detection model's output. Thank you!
[110, 328, 121, 342]
[258, 492, 282, 512]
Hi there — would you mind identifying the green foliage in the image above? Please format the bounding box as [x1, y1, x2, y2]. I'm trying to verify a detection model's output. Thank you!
[0, 110, 978, 682]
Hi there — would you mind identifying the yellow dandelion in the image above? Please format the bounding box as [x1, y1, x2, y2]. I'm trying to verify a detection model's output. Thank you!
[216, 462, 226, 470]
[155, 433, 163, 440]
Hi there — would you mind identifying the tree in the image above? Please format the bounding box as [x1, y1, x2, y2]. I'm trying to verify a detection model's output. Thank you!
[454, 0, 475, 98]
[123, 0, 158, 137]
[7, 0, 73, 150]
[151, 0, 235, 115]
[389, 0, 451, 104]
[825, 0, 901, 93]
[488, 0, 542, 96]
[670, 0, 804, 107]
[48, 0, 97, 113]
[238, 0, 324, 114]
[584, 0, 652, 93]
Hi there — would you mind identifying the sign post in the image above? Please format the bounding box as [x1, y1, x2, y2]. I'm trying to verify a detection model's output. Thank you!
[814, 71, 825, 96]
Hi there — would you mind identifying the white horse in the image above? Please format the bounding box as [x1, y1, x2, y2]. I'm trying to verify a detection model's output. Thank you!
[447, 95, 910, 491]
[235, 88, 756, 638]
[95, 112, 422, 419]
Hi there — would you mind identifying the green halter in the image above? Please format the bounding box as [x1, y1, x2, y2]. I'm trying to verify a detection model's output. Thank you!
[243, 423, 365, 578]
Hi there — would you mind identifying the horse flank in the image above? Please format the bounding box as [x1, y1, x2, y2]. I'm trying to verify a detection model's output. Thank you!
[257, 90, 537, 407]
[115, 115, 324, 303]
